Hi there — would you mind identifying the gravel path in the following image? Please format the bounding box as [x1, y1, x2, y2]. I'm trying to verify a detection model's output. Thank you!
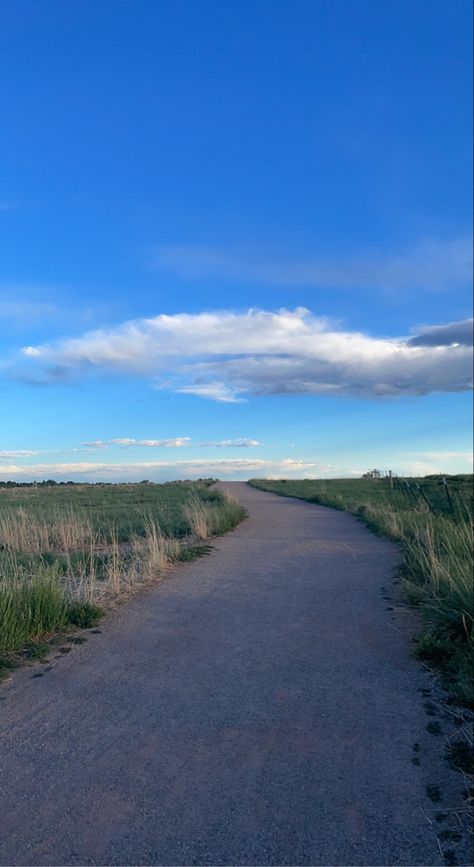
[0, 482, 461, 865]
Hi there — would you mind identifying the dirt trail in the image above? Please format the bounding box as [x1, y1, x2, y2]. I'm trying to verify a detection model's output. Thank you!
[0, 482, 464, 865]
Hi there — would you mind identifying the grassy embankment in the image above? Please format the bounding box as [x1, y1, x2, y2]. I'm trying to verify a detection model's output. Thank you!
[0, 481, 245, 673]
[249, 476, 473, 706]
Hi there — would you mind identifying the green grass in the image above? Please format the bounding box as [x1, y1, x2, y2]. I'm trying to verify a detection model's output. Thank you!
[0, 481, 245, 670]
[248, 475, 472, 517]
[0, 478, 220, 544]
[0, 567, 103, 655]
[249, 476, 473, 706]
[0, 481, 238, 579]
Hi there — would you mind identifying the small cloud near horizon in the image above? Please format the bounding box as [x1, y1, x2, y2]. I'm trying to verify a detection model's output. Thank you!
[0, 457, 326, 483]
[0, 448, 471, 484]
[202, 438, 260, 448]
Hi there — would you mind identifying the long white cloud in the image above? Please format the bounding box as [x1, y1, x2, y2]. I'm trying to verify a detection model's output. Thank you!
[81, 437, 259, 449]
[111, 437, 190, 448]
[19, 308, 473, 400]
[1, 449, 471, 482]
[0, 457, 325, 482]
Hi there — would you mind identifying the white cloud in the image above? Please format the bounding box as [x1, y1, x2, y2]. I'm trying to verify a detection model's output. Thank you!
[153, 237, 473, 292]
[174, 382, 245, 403]
[0, 439, 192, 461]
[193, 437, 261, 449]
[0, 457, 335, 483]
[396, 451, 473, 476]
[0, 449, 44, 459]
[82, 440, 108, 449]
[111, 438, 138, 446]
[406, 450, 473, 462]
[81, 437, 191, 449]
[112, 437, 191, 448]
[282, 458, 318, 467]
[16, 307, 473, 400]
[0, 446, 103, 460]
[203, 438, 261, 448]
[1, 450, 470, 483]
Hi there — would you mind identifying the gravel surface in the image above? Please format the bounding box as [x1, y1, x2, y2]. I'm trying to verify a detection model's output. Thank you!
[0, 482, 468, 866]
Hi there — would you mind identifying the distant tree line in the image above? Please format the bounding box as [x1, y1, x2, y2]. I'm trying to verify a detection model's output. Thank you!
[0, 477, 218, 488]
[0, 479, 78, 488]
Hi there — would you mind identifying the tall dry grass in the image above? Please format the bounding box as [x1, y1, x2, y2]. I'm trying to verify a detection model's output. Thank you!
[0, 505, 93, 554]
[184, 491, 245, 539]
[0, 486, 246, 661]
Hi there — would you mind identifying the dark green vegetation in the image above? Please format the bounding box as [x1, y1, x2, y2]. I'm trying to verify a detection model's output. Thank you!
[249, 476, 473, 706]
[427, 721, 443, 735]
[0, 602, 102, 680]
[447, 740, 474, 775]
[0, 570, 102, 659]
[426, 784, 442, 802]
[0, 481, 245, 672]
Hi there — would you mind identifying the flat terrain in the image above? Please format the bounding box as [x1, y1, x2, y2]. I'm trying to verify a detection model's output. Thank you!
[248, 474, 473, 516]
[250, 476, 474, 707]
[0, 483, 466, 865]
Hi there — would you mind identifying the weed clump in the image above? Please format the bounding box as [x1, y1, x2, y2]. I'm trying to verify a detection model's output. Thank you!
[446, 740, 474, 775]
[0, 571, 69, 654]
[426, 784, 442, 802]
[67, 601, 103, 629]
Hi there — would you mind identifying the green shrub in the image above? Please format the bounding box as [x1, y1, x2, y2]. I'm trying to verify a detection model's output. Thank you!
[0, 571, 68, 654]
[67, 600, 103, 629]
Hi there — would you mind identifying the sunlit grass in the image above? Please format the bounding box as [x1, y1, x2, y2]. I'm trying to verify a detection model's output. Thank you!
[0, 482, 246, 666]
[250, 476, 473, 705]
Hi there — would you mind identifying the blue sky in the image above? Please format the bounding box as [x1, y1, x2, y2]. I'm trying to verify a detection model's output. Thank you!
[1, 0, 472, 481]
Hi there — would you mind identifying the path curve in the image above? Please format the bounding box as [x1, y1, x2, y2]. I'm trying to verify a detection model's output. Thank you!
[0, 483, 448, 865]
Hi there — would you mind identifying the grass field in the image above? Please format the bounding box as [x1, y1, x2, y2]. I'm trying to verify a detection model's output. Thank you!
[249, 475, 473, 706]
[0, 481, 245, 669]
